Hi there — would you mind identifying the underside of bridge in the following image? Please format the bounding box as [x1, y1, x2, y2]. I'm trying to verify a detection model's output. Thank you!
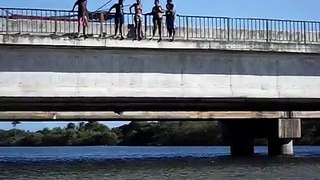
[1, 97, 320, 112]
[0, 97, 306, 156]
[221, 119, 301, 156]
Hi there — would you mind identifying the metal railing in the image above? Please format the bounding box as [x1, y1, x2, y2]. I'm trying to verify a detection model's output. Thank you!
[1, 7, 320, 44]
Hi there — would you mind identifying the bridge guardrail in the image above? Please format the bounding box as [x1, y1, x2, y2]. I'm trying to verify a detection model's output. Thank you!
[0, 7, 320, 44]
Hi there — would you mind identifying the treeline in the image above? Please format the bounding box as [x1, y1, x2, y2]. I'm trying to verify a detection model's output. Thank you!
[0, 121, 320, 146]
[297, 121, 320, 145]
[0, 122, 118, 146]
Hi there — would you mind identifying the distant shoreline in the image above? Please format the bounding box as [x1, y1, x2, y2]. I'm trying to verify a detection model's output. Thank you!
[1, 121, 320, 147]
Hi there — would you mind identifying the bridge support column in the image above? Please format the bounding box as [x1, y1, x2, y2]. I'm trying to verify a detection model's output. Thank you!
[222, 120, 255, 156]
[268, 118, 301, 156]
[230, 137, 254, 156]
[268, 138, 293, 155]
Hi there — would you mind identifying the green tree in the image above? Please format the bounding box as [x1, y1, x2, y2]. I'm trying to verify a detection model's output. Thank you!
[78, 122, 86, 130]
[1, 121, 320, 147]
[85, 121, 99, 130]
[67, 123, 76, 130]
[12, 121, 21, 142]
[12, 121, 21, 128]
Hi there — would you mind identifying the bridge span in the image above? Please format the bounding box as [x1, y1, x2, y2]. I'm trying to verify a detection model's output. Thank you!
[0, 35, 320, 111]
[1, 7, 320, 156]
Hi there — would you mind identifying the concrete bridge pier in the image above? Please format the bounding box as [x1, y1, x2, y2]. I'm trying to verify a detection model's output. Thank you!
[230, 137, 254, 156]
[222, 120, 256, 156]
[222, 118, 301, 156]
[268, 118, 301, 156]
[268, 138, 294, 156]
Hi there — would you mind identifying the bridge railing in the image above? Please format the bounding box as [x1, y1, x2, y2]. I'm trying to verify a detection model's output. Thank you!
[1, 7, 320, 44]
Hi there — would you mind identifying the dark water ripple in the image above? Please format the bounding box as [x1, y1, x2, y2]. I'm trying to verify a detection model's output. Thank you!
[0, 146, 320, 180]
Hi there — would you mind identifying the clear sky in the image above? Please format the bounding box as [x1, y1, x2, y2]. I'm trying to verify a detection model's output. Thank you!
[0, 0, 319, 21]
[0, 0, 318, 130]
[0, 121, 130, 131]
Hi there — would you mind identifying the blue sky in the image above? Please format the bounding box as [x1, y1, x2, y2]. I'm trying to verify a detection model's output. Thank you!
[0, 121, 130, 131]
[0, 0, 317, 130]
[0, 0, 319, 21]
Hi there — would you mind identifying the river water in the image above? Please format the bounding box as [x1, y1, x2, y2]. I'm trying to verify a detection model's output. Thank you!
[0, 146, 320, 179]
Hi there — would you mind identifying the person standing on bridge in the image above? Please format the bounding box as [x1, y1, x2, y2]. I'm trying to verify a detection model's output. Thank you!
[72, 0, 89, 38]
[108, 0, 125, 40]
[130, 0, 143, 41]
[149, 0, 164, 41]
[165, 0, 176, 41]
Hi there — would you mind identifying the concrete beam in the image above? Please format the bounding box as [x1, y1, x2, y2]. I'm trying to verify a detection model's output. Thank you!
[1, 45, 320, 101]
[278, 118, 301, 139]
[293, 111, 320, 119]
[1, 34, 320, 54]
[0, 111, 319, 121]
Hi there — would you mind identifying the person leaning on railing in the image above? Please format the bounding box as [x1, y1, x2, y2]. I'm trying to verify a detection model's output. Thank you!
[72, 0, 89, 38]
[165, 0, 176, 41]
[108, 0, 125, 40]
[130, 0, 143, 41]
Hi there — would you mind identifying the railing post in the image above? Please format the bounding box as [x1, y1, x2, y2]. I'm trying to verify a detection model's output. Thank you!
[144, 14, 147, 39]
[266, 20, 269, 42]
[54, 10, 58, 35]
[227, 18, 230, 42]
[303, 22, 307, 44]
[186, 16, 189, 40]
[99, 13, 104, 38]
[5, 10, 9, 34]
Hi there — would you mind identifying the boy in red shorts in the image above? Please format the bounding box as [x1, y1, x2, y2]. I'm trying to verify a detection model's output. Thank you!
[72, 0, 89, 38]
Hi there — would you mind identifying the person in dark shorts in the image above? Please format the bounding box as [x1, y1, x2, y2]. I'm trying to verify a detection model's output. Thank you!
[166, 0, 175, 41]
[130, 0, 143, 40]
[108, 0, 125, 40]
[72, 0, 89, 38]
[150, 0, 164, 41]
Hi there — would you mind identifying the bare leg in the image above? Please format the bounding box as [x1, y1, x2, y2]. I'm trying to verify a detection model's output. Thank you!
[158, 19, 162, 41]
[166, 19, 172, 37]
[119, 23, 124, 39]
[172, 18, 176, 41]
[137, 19, 142, 40]
[115, 23, 119, 37]
[172, 28, 175, 41]
[83, 26, 88, 38]
[77, 24, 81, 37]
[134, 18, 138, 40]
[152, 18, 157, 38]
[168, 28, 172, 38]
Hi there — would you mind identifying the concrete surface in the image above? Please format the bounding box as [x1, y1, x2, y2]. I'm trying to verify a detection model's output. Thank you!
[1, 34, 320, 53]
[0, 111, 319, 120]
[0, 38, 320, 99]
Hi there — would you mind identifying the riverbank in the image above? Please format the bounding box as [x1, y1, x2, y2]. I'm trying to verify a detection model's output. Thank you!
[1, 121, 320, 146]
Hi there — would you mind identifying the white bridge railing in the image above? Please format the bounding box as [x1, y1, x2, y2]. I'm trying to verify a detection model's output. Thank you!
[1, 7, 320, 43]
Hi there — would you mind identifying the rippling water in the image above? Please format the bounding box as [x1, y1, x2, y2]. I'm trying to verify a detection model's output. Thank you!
[0, 146, 320, 179]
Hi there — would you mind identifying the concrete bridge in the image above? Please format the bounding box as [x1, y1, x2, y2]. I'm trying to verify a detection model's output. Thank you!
[1, 7, 320, 156]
